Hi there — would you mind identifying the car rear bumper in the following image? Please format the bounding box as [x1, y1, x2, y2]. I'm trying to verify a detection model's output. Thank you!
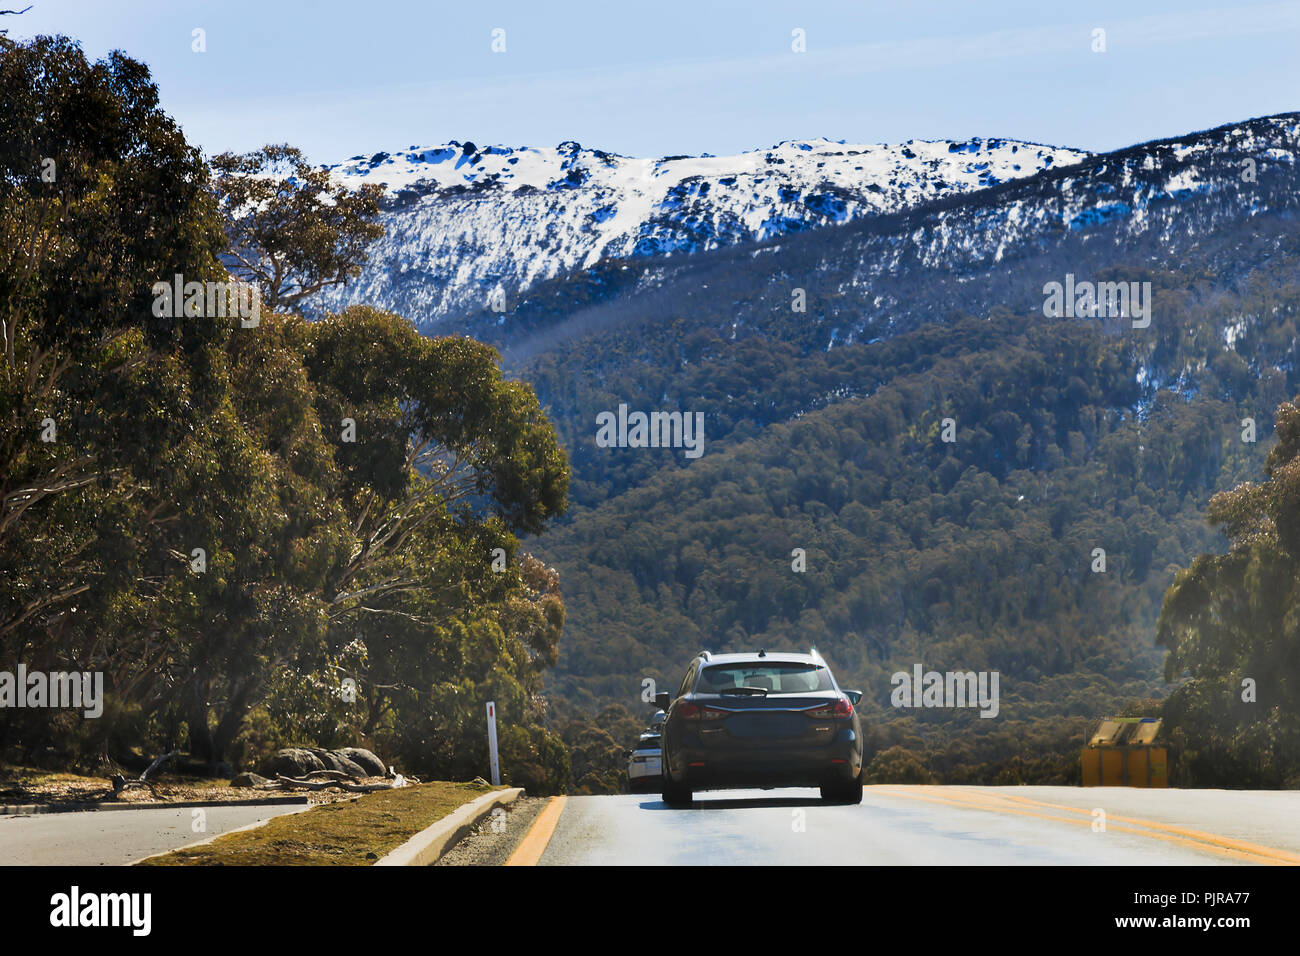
[668, 735, 862, 790]
[628, 764, 662, 781]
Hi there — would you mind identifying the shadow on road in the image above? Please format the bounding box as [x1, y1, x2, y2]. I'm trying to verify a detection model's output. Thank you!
[638, 795, 826, 811]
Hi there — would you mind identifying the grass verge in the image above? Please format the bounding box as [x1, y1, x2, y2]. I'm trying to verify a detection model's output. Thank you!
[135, 779, 501, 866]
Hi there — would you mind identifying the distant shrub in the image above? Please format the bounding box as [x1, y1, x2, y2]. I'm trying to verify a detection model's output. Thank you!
[864, 746, 937, 785]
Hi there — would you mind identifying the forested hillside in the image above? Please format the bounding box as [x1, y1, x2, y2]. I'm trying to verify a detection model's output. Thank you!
[505, 117, 1300, 785]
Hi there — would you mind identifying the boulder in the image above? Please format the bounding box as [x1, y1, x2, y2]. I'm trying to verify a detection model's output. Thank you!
[338, 747, 387, 777]
[261, 748, 326, 778]
[311, 748, 368, 778]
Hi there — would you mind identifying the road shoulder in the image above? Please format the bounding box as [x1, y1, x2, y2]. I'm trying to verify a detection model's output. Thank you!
[435, 795, 551, 866]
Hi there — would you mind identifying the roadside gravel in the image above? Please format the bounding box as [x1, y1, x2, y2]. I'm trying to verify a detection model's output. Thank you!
[434, 795, 549, 865]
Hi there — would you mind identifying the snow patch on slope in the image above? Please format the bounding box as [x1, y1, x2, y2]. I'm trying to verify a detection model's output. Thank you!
[308, 136, 1090, 326]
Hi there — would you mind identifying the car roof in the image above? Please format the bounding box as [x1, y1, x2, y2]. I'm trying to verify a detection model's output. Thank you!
[699, 651, 823, 666]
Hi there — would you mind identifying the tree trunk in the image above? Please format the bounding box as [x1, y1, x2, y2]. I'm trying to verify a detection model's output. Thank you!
[186, 691, 216, 766]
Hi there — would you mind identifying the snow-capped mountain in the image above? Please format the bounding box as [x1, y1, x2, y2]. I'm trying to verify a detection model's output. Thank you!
[455, 112, 1300, 362]
[306, 137, 1089, 325]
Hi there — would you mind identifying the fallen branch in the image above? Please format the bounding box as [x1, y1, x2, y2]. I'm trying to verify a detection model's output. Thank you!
[274, 774, 397, 793]
[300, 769, 360, 782]
[109, 750, 178, 797]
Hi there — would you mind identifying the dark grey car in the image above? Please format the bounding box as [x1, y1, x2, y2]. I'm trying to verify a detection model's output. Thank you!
[656, 649, 865, 806]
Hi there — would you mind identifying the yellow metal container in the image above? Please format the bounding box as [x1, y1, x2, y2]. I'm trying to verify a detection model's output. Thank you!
[1082, 718, 1168, 787]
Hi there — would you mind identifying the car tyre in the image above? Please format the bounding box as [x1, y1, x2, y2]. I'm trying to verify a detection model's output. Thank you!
[821, 773, 864, 805]
[661, 776, 693, 807]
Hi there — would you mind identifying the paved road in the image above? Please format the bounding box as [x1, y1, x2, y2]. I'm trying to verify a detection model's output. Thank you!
[0, 803, 307, 866]
[537, 786, 1300, 865]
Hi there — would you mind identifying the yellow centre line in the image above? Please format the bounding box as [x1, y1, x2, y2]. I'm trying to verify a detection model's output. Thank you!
[504, 795, 567, 867]
[873, 786, 1299, 865]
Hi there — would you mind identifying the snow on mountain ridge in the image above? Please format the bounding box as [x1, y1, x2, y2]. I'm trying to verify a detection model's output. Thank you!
[309, 136, 1090, 325]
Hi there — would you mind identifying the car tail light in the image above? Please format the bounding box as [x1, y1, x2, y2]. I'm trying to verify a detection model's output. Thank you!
[676, 702, 728, 720]
[804, 697, 854, 720]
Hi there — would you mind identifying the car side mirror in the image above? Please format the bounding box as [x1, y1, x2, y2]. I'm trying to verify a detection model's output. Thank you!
[654, 692, 671, 710]
[844, 690, 863, 706]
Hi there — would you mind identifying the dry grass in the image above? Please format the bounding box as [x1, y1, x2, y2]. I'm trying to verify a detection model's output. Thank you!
[0, 765, 236, 807]
[0, 764, 383, 808]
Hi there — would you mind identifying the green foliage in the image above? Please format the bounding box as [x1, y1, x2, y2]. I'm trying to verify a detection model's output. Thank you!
[1157, 398, 1300, 787]
[558, 703, 647, 794]
[211, 144, 385, 312]
[0, 38, 572, 788]
[863, 746, 936, 785]
[0, 33, 228, 659]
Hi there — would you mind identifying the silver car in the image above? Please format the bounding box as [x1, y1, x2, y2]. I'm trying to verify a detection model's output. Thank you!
[626, 732, 663, 792]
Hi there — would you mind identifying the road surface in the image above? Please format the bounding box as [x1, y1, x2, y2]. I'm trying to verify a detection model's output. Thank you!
[0, 803, 307, 866]
[528, 786, 1300, 865]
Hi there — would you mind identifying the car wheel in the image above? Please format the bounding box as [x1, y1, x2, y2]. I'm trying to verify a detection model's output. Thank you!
[661, 776, 693, 807]
[821, 774, 864, 805]
[843, 774, 864, 805]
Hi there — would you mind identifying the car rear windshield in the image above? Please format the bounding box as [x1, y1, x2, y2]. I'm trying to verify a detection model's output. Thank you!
[696, 663, 833, 694]
[635, 736, 661, 750]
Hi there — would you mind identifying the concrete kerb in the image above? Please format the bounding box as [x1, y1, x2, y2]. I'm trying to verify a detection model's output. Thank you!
[374, 786, 524, 866]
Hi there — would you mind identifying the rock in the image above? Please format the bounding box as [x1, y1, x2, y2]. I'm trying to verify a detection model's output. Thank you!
[231, 772, 270, 789]
[311, 748, 368, 778]
[261, 748, 326, 778]
[338, 747, 387, 777]
[262, 746, 387, 779]
[333, 755, 368, 777]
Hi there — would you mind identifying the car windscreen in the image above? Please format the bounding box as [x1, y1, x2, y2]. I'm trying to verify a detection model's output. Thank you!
[696, 663, 833, 694]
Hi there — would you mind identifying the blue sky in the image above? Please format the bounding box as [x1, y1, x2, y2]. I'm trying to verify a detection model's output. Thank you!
[12, 1, 1300, 164]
